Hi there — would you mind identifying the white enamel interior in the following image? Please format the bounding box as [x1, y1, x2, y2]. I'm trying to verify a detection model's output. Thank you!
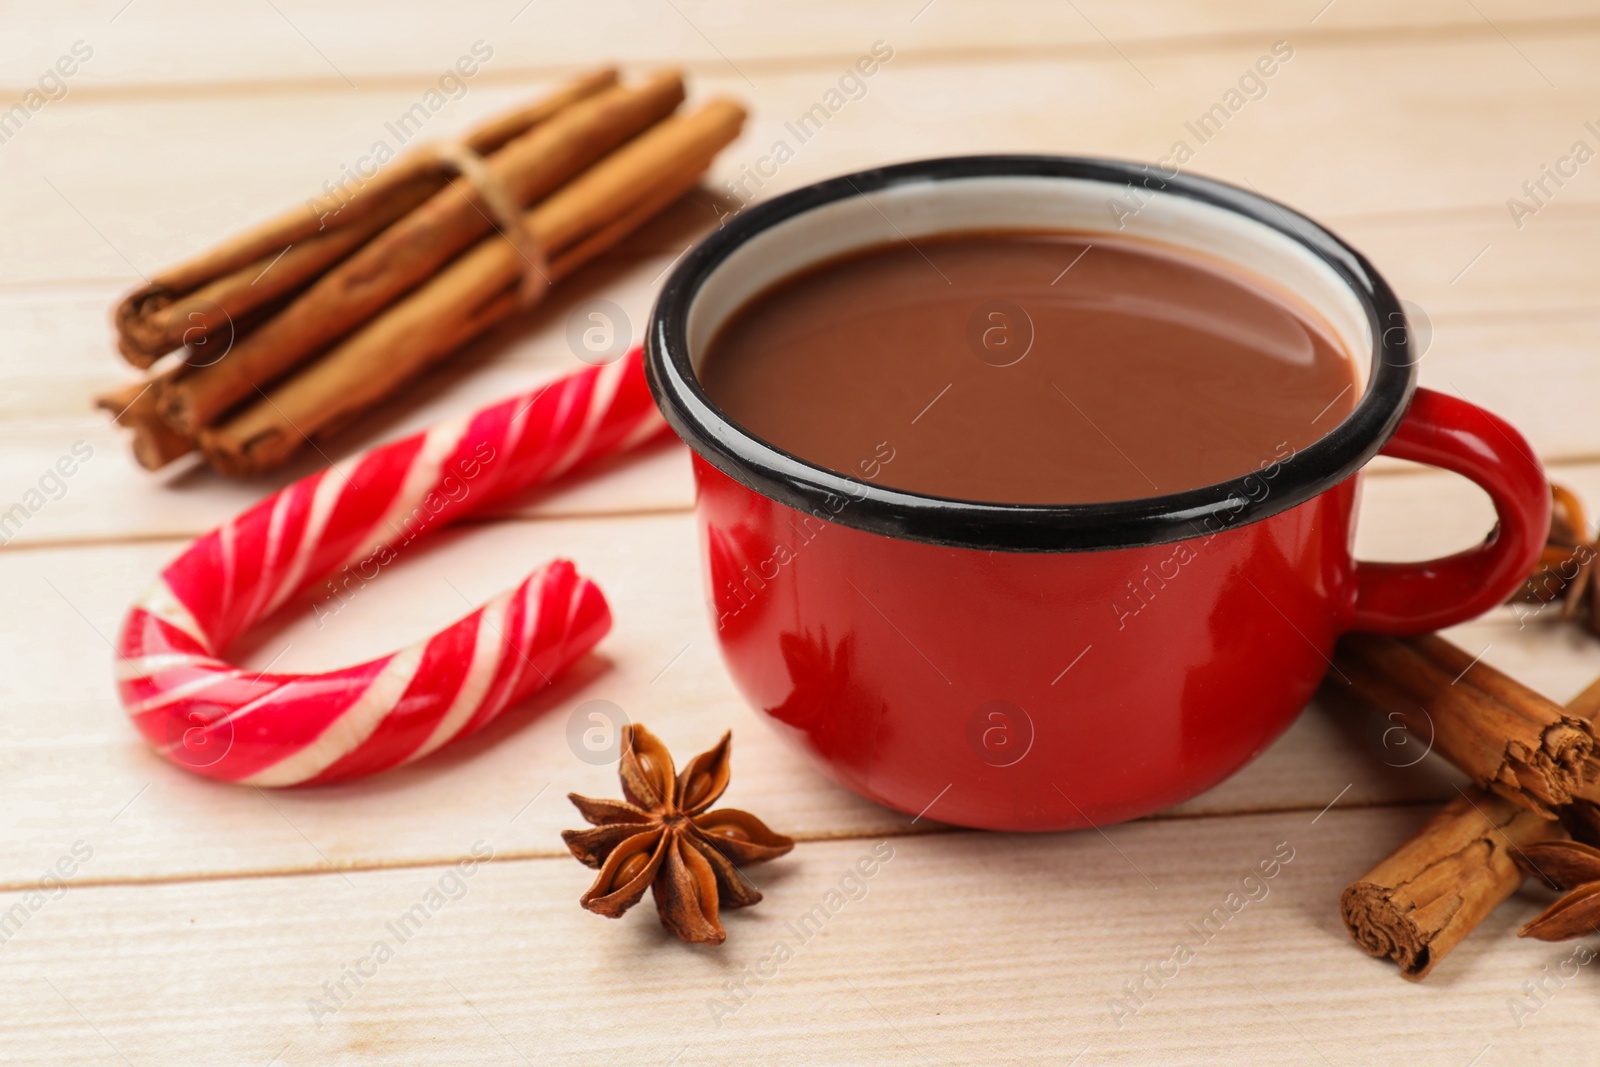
[684, 175, 1373, 392]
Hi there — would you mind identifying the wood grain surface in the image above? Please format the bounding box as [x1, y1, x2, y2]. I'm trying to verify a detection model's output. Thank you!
[3, 3, 1598, 1063]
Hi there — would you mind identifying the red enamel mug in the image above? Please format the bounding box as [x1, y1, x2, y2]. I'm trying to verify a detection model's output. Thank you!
[644, 156, 1548, 832]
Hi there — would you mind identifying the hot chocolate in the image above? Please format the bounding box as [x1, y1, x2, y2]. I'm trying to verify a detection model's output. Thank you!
[699, 230, 1359, 504]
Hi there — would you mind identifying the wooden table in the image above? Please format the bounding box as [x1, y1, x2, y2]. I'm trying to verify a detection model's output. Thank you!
[5, 3, 1600, 1062]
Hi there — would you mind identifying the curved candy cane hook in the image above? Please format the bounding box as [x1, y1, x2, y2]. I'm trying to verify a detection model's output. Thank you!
[116, 351, 669, 786]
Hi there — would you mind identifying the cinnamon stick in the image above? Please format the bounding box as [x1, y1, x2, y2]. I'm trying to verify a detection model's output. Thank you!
[1339, 647, 1600, 979]
[1340, 788, 1562, 980]
[112, 67, 618, 366]
[1334, 633, 1599, 815]
[1560, 674, 1600, 840]
[115, 197, 432, 367]
[94, 377, 194, 470]
[199, 98, 746, 476]
[158, 70, 683, 432]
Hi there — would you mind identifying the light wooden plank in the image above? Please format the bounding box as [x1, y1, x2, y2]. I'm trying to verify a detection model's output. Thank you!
[1, 212, 1597, 546]
[0, 250, 698, 546]
[1333, 209, 1600, 325]
[8, 32, 1600, 284]
[0, 513, 905, 889]
[0, 808, 1586, 1065]
[5, 0, 1591, 94]
[4, 472, 1598, 885]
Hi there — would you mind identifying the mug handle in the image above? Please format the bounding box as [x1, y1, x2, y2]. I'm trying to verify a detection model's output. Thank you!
[1349, 386, 1549, 635]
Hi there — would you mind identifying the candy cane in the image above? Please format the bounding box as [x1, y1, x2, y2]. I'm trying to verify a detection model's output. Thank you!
[116, 350, 669, 786]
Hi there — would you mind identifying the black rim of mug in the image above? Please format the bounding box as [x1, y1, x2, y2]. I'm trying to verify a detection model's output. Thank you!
[645, 154, 1416, 553]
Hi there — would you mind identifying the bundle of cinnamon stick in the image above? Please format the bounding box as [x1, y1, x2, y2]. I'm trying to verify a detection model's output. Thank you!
[97, 68, 746, 475]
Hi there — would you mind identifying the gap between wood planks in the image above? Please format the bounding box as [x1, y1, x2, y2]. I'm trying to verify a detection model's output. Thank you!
[2, 448, 1598, 557]
[0, 796, 1445, 896]
[10, 203, 1600, 297]
[14, 15, 1600, 106]
[0, 504, 700, 555]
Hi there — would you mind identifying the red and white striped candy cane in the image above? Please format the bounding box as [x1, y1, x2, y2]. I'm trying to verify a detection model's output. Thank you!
[116, 350, 669, 786]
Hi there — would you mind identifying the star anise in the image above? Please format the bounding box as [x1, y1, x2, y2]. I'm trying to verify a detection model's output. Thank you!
[1514, 839, 1600, 940]
[561, 724, 794, 945]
